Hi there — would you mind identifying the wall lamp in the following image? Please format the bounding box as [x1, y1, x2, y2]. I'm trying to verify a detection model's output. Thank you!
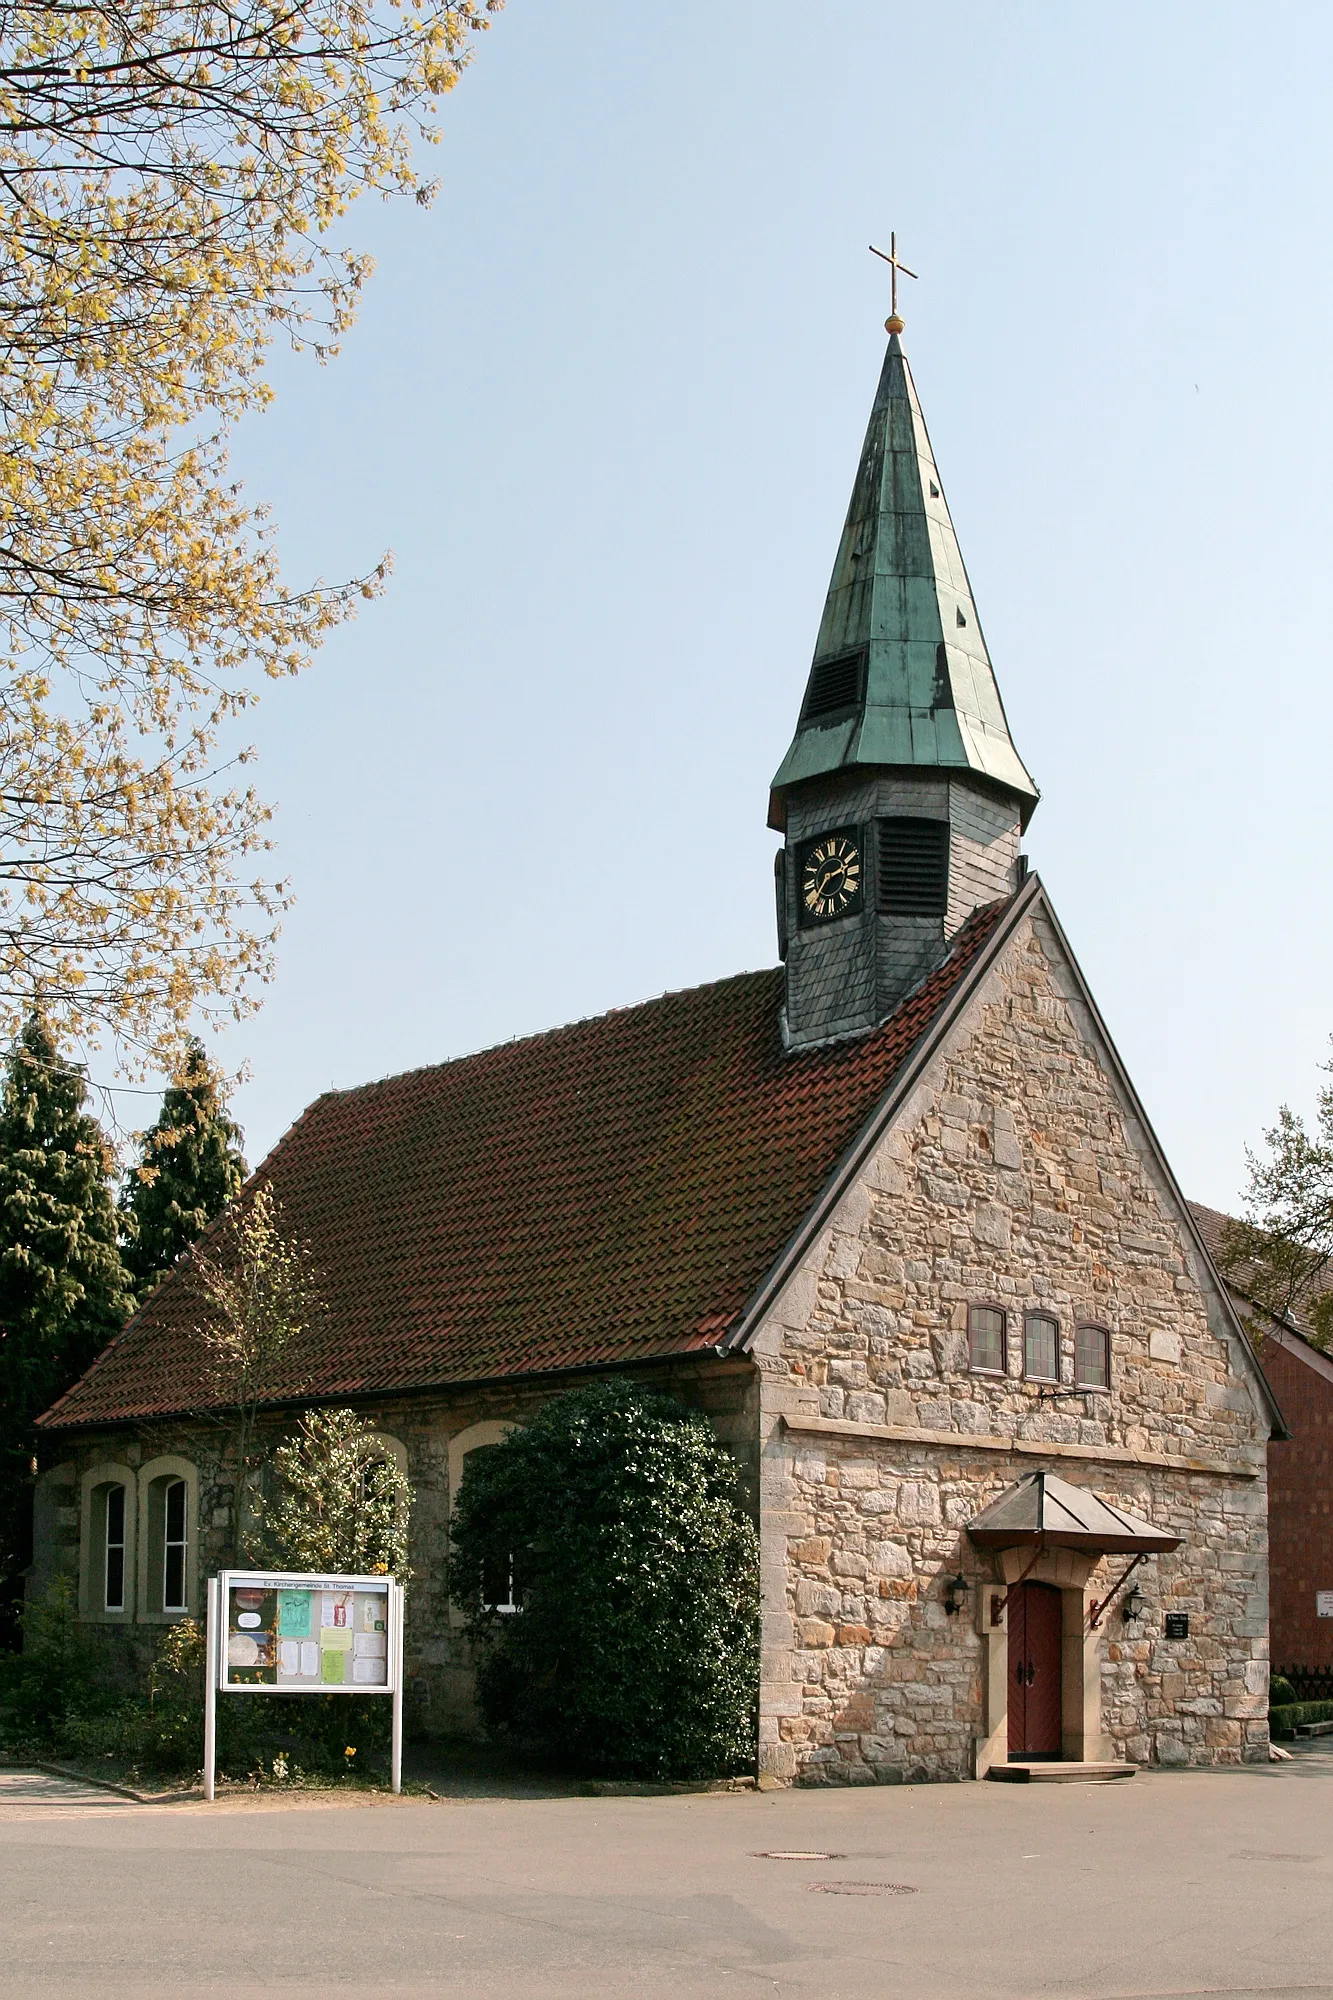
[1121, 1583, 1147, 1622]
[944, 1572, 970, 1617]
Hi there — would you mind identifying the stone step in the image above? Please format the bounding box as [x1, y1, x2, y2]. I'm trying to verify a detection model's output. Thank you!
[987, 1761, 1137, 1784]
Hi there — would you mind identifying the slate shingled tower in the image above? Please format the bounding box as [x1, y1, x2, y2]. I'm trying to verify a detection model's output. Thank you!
[771, 326, 1039, 1049]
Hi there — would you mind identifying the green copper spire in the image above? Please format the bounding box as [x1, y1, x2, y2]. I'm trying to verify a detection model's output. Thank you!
[769, 331, 1038, 830]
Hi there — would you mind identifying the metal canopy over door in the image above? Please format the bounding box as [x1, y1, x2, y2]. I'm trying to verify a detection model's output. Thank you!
[1008, 1581, 1062, 1758]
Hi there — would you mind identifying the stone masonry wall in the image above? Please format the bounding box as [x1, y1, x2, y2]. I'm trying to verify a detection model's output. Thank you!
[35, 1355, 759, 1740]
[754, 907, 1271, 1783]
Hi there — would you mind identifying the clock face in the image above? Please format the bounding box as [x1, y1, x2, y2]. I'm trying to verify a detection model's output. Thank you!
[798, 827, 864, 925]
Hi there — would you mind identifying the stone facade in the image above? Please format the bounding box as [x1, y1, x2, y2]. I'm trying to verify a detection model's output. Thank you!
[782, 770, 1022, 1048]
[36, 1357, 759, 1739]
[753, 905, 1271, 1781]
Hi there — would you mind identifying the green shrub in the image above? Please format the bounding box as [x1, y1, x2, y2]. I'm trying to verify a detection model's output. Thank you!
[1269, 1699, 1333, 1739]
[0, 1576, 105, 1745]
[1269, 1675, 1296, 1709]
[446, 1380, 760, 1781]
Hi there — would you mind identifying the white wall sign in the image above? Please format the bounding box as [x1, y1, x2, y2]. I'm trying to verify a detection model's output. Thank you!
[1317, 1590, 1333, 1619]
[204, 1570, 404, 1801]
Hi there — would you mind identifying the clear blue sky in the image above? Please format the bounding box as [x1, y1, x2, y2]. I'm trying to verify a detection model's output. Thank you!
[166, 0, 1333, 1213]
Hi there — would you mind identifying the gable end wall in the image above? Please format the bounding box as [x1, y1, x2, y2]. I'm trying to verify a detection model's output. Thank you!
[754, 908, 1270, 1783]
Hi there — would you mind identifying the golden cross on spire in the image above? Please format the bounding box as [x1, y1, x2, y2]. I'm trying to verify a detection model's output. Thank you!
[869, 233, 917, 334]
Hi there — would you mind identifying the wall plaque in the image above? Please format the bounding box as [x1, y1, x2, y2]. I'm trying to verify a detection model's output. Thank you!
[1164, 1612, 1189, 1640]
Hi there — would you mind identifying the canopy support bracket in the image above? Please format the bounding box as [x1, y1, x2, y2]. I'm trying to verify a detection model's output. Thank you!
[1087, 1552, 1148, 1631]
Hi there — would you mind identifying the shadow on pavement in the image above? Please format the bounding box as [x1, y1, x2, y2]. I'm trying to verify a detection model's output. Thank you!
[402, 1735, 594, 1799]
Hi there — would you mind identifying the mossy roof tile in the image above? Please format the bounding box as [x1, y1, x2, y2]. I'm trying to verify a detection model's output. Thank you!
[41, 898, 1012, 1429]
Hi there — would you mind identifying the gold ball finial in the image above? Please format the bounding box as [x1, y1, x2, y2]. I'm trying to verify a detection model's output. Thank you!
[885, 313, 905, 335]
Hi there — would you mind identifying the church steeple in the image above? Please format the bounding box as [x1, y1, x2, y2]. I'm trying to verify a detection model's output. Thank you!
[769, 328, 1037, 834]
[773, 294, 1039, 1051]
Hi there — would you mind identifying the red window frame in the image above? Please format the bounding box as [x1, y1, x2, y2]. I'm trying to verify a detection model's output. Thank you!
[1074, 1321, 1112, 1391]
[1022, 1311, 1061, 1383]
[967, 1302, 1008, 1376]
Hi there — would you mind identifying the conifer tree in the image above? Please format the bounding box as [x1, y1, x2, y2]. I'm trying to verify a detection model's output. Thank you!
[0, 1016, 135, 1638]
[121, 1040, 247, 1302]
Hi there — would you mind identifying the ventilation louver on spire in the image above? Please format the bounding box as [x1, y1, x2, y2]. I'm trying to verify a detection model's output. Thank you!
[801, 647, 867, 724]
[877, 817, 949, 916]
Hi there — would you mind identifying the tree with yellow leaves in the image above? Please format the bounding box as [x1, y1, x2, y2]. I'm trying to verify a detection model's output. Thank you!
[0, 2, 499, 1069]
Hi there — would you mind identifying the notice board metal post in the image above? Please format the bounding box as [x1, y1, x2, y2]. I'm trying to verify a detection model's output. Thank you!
[390, 1578, 404, 1795]
[203, 1574, 219, 1801]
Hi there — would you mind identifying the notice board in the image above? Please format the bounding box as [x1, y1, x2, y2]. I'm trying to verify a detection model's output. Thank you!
[219, 1571, 397, 1694]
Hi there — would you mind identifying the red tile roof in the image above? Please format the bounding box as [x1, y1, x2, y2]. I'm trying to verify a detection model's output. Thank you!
[41, 898, 1014, 1430]
[1189, 1199, 1333, 1346]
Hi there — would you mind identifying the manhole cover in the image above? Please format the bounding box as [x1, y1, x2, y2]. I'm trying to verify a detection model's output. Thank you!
[753, 1850, 842, 1861]
[808, 1881, 918, 1897]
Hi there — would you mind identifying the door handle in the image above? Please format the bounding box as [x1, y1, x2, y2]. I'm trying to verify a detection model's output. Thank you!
[1026, 1660, 1036, 1685]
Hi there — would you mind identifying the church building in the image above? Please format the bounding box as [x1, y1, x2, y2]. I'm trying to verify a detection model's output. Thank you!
[32, 293, 1282, 1781]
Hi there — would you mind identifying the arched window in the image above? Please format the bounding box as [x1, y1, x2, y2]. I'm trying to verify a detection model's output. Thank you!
[104, 1484, 127, 1611]
[1075, 1323, 1111, 1391]
[78, 1464, 136, 1621]
[463, 1447, 522, 1614]
[447, 1419, 520, 1626]
[136, 1458, 198, 1620]
[160, 1478, 188, 1611]
[1023, 1312, 1060, 1383]
[968, 1303, 1007, 1375]
[362, 1432, 410, 1519]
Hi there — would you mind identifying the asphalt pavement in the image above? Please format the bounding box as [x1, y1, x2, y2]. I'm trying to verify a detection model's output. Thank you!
[2, 1749, 1331, 1998]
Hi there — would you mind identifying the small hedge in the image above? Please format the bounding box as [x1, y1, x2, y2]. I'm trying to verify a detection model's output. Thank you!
[446, 1380, 760, 1781]
[1269, 1699, 1333, 1739]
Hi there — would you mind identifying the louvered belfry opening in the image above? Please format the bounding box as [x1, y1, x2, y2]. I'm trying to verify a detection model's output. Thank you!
[801, 646, 866, 724]
[877, 816, 949, 916]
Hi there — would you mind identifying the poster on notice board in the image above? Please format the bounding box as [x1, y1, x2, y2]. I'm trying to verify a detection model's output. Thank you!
[219, 1572, 397, 1694]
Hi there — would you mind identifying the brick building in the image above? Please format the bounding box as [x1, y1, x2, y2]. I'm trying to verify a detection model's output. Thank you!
[31, 307, 1283, 1779]
[1191, 1202, 1333, 1679]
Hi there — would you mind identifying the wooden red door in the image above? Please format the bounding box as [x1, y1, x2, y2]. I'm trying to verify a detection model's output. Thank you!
[1007, 1582, 1063, 1759]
